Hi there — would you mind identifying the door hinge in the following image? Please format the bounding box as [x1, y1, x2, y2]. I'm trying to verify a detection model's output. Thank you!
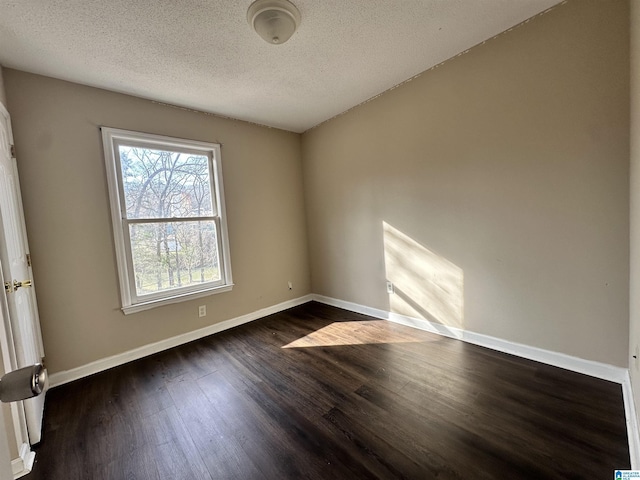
[26, 254, 31, 267]
[4, 282, 11, 293]
[10, 145, 15, 158]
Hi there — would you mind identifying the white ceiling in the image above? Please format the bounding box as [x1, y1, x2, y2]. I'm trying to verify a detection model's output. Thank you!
[0, 0, 561, 133]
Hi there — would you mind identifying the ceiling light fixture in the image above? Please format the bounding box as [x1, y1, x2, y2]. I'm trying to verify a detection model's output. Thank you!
[247, 0, 301, 45]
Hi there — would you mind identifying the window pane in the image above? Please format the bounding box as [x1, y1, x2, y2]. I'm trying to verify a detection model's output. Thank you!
[129, 220, 221, 296]
[119, 145, 214, 219]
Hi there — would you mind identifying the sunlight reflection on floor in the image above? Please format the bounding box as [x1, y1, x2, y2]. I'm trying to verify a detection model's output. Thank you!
[281, 320, 436, 348]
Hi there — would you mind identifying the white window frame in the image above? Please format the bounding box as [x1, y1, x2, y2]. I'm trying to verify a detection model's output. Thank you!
[101, 127, 233, 314]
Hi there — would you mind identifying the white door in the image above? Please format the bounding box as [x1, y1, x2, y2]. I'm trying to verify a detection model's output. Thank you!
[0, 103, 45, 445]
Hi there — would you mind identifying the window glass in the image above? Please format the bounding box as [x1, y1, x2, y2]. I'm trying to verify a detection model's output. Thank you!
[119, 146, 215, 219]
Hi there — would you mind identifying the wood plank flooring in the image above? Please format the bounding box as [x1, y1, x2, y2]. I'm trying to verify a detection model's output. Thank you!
[26, 302, 630, 479]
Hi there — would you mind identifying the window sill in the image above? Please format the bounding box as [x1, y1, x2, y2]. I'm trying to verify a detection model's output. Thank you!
[121, 284, 234, 315]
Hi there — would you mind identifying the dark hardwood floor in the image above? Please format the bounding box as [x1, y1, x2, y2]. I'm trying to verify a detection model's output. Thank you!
[27, 302, 630, 479]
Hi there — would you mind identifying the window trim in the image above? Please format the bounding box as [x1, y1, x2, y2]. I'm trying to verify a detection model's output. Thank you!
[101, 127, 233, 314]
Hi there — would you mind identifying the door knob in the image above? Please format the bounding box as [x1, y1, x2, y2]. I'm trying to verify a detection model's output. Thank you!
[0, 364, 48, 403]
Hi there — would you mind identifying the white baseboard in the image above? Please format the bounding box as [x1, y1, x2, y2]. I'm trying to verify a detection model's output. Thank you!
[623, 372, 640, 469]
[311, 293, 639, 466]
[48, 294, 314, 387]
[12, 442, 34, 479]
[312, 294, 626, 382]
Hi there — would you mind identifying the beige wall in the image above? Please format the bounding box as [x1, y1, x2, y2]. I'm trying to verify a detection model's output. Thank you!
[630, 0, 640, 437]
[4, 70, 310, 374]
[302, 0, 630, 366]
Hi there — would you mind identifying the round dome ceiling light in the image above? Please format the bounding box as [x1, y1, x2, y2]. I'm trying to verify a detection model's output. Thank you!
[247, 0, 301, 45]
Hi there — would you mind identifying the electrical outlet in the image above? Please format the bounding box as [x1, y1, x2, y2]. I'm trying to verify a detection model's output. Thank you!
[288, 281, 293, 290]
[198, 305, 206, 317]
[386, 281, 394, 294]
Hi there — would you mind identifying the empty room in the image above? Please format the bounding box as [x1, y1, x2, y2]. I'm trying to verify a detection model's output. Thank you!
[0, 0, 637, 478]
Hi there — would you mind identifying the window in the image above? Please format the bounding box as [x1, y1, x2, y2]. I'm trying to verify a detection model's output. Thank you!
[101, 128, 232, 314]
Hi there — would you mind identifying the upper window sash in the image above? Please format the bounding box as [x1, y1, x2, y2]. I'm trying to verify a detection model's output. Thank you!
[113, 139, 218, 221]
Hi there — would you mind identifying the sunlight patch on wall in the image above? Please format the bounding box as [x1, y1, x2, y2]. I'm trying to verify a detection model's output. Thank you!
[383, 222, 464, 329]
[282, 320, 429, 348]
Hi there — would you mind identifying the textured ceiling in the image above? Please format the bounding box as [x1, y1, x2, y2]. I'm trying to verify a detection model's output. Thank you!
[0, 0, 561, 133]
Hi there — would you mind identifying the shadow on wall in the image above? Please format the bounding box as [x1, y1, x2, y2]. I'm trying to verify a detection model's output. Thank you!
[383, 222, 464, 330]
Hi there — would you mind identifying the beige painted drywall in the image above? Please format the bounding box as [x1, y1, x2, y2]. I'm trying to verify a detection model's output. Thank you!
[302, 0, 630, 367]
[3, 70, 310, 374]
[630, 0, 640, 436]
